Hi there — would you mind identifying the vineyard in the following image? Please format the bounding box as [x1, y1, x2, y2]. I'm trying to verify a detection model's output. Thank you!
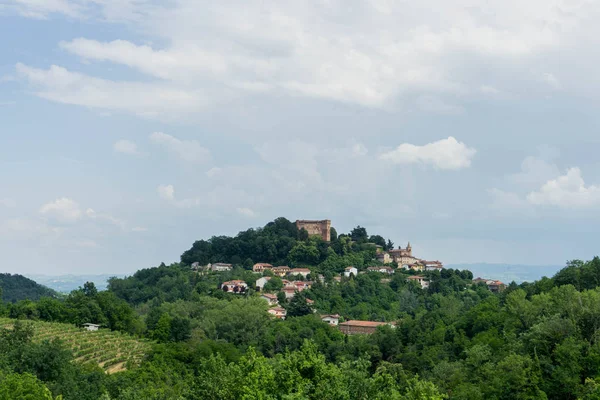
[0, 318, 151, 373]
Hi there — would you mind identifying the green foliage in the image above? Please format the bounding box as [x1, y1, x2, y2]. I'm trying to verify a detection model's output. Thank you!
[0, 274, 59, 303]
[0, 372, 56, 400]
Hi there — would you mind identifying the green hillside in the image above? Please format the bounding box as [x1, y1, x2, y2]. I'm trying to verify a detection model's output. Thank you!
[0, 318, 150, 373]
[0, 273, 59, 303]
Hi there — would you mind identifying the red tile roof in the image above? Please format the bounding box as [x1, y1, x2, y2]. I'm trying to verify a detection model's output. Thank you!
[338, 320, 391, 327]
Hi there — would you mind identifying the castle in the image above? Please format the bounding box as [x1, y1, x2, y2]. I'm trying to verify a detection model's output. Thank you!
[295, 220, 331, 242]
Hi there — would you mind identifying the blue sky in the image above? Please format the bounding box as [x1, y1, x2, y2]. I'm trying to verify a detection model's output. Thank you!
[2, 0, 600, 275]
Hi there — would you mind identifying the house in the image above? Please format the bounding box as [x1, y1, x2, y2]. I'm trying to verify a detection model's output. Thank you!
[272, 266, 291, 277]
[338, 320, 395, 335]
[288, 268, 311, 278]
[221, 280, 248, 293]
[306, 298, 314, 306]
[407, 275, 429, 289]
[268, 306, 287, 319]
[344, 266, 358, 277]
[255, 276, 271, 291]
[366, 266, 395, 274]
[321, 314, 340, 326]
[401, 261, 425, 272]
[333, 276, 342, 283]
[283, 287, 297, 299]
[424, 260, 444, 271]
[473, 277, 506, 293]
[260, 293, 279, 306]
[376, 252, 392, 264]
[212, 263, 233, 272]
[253, 263, 273, 273]
[293, 281, 312, 291]
[82, 323, 100, 332]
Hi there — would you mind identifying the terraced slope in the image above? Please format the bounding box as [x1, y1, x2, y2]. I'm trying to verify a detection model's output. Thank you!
[0, 318, 151, 373]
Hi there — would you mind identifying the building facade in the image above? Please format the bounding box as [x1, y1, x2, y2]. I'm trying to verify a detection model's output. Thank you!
[295, 220, 331, 242]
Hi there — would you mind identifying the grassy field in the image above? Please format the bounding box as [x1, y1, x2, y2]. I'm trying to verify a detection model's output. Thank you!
[0, 318, 151, 373]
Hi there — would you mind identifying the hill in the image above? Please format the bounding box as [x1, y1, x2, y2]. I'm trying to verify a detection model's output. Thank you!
[0, 273, 59, 303]
[25, 273, 123, 293]
[0, 318, 151, 373]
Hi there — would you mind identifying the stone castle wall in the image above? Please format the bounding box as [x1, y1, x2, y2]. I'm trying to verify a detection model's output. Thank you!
[295, 219, 331, 242]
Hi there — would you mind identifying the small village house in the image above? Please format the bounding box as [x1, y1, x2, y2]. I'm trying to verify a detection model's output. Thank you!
[366, 266, 395, 274]
[272, 266, 291, 277]
[407, 275, 429, 289]
[221, 280, 248, 293]
[424, 260, 444, 271]
[82, 323, 100, 332]
[255, 276, 271, 291]
[473, 277, 506, 293]
[260, 293, 279, 306]
[288, 268, 311, 278]
[211, 263, 233, 272]
[321, 314, 340, 326]
[344, 266, 358, 277]
[268, 307, 287, 319]
[253, 263, 273, 273]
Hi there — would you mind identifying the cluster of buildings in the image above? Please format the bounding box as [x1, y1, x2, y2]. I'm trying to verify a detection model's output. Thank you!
[252, 263, 312, 278]
[472, 277, 506, 292]
[376, 243, 443, 272]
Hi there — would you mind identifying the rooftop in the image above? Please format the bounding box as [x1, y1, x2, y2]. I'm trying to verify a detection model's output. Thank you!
[339, 320, 391, 327]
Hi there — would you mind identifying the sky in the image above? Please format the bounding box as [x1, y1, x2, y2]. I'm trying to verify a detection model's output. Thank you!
[2, 0, 600, 275]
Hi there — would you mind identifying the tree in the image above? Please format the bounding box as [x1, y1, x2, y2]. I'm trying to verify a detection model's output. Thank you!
[330, 227, 338, 242]
[386, 239, 394, 251]
[368, 235, 386, 248]
[286, 293, 312, 317]
[0, 373, 55, 400]
[350, 226, 368, 243]
[82, 282, 98, 297]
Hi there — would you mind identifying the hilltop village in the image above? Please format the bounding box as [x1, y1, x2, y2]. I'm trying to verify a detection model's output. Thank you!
[190, 219, 505, 331]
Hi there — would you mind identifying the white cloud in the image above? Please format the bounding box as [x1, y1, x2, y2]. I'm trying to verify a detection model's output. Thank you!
[157, 184, 175, 201]
[150, 132, 211, 163]
[15, 0, 594, 116]
[236, 207, 257, 218]
[39, 197, 82, 222]
[379, 136, 476, 170]
[15, 63, 207, 119]
[6, 0, 83, 19]
[113, 139, 139, 155]
[527, 168, 600, 208]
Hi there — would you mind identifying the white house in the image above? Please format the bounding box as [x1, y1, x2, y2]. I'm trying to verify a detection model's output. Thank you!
[366, 266, 395, 274]
[82, 323, 100, 332]
[344, 266, 358, 277]
[321, 314, 340, 326]
[255, 276, 271, 291]
[212, 263, 233, 272]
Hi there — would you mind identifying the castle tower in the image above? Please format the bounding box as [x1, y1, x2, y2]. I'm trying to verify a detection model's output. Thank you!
[295, 220, 331, 242]
[406, 242, 412, 256]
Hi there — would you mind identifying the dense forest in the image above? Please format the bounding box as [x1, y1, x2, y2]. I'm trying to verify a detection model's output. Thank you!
[3, 218, 600, 399]
[0, 273, 59, 303]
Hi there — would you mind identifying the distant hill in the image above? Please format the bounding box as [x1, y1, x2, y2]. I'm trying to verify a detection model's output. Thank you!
[24, 274, 123, 293]
[0, 273, 59, 303]
[446, 263, 564, 284]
